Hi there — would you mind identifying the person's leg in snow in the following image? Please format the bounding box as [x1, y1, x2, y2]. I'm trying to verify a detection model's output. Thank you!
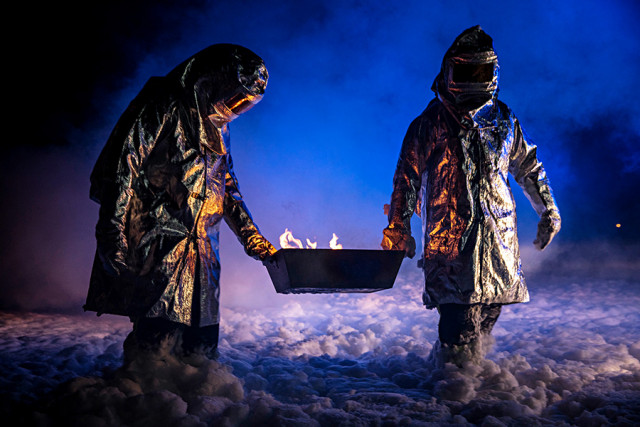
[432, 303, 502, 367]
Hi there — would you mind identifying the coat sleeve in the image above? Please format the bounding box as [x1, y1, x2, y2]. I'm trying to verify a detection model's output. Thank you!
[223, 154, 276, 260]
[382, 117, 426, 253]
[508, 117, 560, 220]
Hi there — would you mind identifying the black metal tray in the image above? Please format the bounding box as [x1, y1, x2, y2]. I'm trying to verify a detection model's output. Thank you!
[264, 249, 404, 294]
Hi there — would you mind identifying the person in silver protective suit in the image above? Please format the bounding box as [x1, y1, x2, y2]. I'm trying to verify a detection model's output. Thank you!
[382, 26, 561, 365]
[84, 44, 276, 360]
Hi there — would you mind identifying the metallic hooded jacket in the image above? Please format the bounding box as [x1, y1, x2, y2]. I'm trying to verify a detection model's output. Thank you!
[85, 44, 274, 326]
[384, 27, 560, 308]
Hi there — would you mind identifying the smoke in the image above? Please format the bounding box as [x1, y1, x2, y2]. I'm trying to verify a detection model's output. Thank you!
[550, 112, 640, 242]
[2, 2, 638, 423]
[2, 272, 639, 425]
[0, 147, 97, 312]
[1, 1, 639, 311]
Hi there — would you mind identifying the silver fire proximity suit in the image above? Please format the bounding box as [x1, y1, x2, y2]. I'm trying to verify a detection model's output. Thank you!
[382, 26, 560, 355]
[85, 44, 276, 337]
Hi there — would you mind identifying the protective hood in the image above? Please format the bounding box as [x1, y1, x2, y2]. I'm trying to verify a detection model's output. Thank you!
[90, 44, 268, 205]
[167, 43, 268, 125]
[431, 25, 499, 112]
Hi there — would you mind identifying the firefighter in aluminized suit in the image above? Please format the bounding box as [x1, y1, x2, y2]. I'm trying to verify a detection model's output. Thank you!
[85, 44, 276, 360]
[382, 26, 561, 364]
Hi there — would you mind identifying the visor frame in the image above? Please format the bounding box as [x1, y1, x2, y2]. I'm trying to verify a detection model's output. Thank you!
[445, 51, 499, 97]
[212, 62, 268, 124]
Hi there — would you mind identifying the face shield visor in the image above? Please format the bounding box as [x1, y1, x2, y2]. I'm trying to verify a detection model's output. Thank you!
[212, 62, 268, 124]
[445, 51, 498, 109]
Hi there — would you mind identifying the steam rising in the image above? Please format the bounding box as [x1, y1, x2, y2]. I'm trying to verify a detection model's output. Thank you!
[2, 271, 639, 425]
[1, 0, 638, 312]
[1, 2, 639, 424]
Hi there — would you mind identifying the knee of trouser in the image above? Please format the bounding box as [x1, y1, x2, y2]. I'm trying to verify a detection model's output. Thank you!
[181, 324, 220, 357]
[479, 304, 502, 334]
[133, 317, 181, 342]
[125, 317, 185, 358]
[438, 304, 482, 346]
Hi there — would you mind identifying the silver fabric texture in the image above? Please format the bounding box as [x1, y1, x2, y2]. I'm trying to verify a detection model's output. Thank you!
[383, 26, 560, 309]
[85, 44, 275, 326]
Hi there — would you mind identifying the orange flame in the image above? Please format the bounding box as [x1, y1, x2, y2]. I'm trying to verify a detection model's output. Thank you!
[329, 233, 343, 250]
[280, 228, 303, 249]
[278, 229, 342, 249]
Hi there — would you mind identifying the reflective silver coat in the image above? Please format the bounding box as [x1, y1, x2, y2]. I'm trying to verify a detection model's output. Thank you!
[383, 27, 560, 308]
[85, 44, 274, 326]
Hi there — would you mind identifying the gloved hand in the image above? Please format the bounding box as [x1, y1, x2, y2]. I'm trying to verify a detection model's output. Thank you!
[245, 234, 277, 261]
[533, 210, 561, 251]
[381, 227, 416, 258]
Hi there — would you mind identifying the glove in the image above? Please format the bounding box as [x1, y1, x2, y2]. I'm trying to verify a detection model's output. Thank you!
[245, 234, 277, 261]
[533, 210, 561, 251]
[381, 227, 416, 258]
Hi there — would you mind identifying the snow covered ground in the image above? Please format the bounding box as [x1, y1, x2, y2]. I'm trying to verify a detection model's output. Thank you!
[1, 268, 639, 426]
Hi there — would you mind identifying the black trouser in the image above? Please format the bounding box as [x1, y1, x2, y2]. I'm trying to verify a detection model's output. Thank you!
[123, 317, 219, 361]
[437, 303, 502, 346]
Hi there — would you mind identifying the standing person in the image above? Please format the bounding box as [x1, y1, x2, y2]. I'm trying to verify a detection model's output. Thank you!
[85, 44, 276, 361]
[382, 26, 560, 365]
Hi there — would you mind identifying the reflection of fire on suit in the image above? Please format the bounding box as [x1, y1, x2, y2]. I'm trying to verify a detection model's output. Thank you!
[85, 44, 275, 357]
[382, 26, 560, 355]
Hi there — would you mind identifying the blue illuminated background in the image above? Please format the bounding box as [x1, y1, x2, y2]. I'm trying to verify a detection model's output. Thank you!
[1, 0, 638, 311]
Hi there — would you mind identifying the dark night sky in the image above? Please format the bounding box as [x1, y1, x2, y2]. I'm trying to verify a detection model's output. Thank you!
[1, 0, 639, 312]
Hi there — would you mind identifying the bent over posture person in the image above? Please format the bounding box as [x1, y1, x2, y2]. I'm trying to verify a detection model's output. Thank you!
[85, 44, 276, 361]
[382, 26, 560, 365]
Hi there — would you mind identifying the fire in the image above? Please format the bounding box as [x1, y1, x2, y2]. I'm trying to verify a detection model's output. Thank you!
[280, 228, 303, 249]
[278, 229, 342, 249]
[329, 233, 343, 250]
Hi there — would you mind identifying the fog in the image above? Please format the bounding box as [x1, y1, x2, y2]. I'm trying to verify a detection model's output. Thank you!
[2, 267, 639, 425]
[1, 0, 639, 425]
[1, 0, 638, 312]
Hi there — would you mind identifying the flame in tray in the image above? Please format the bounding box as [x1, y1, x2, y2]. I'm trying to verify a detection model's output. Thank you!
[329, 233, 343, 250]
[279, 229, 341, 249]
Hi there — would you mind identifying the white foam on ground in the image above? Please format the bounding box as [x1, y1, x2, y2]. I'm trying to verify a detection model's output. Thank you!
[1, 270, 639, 425]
